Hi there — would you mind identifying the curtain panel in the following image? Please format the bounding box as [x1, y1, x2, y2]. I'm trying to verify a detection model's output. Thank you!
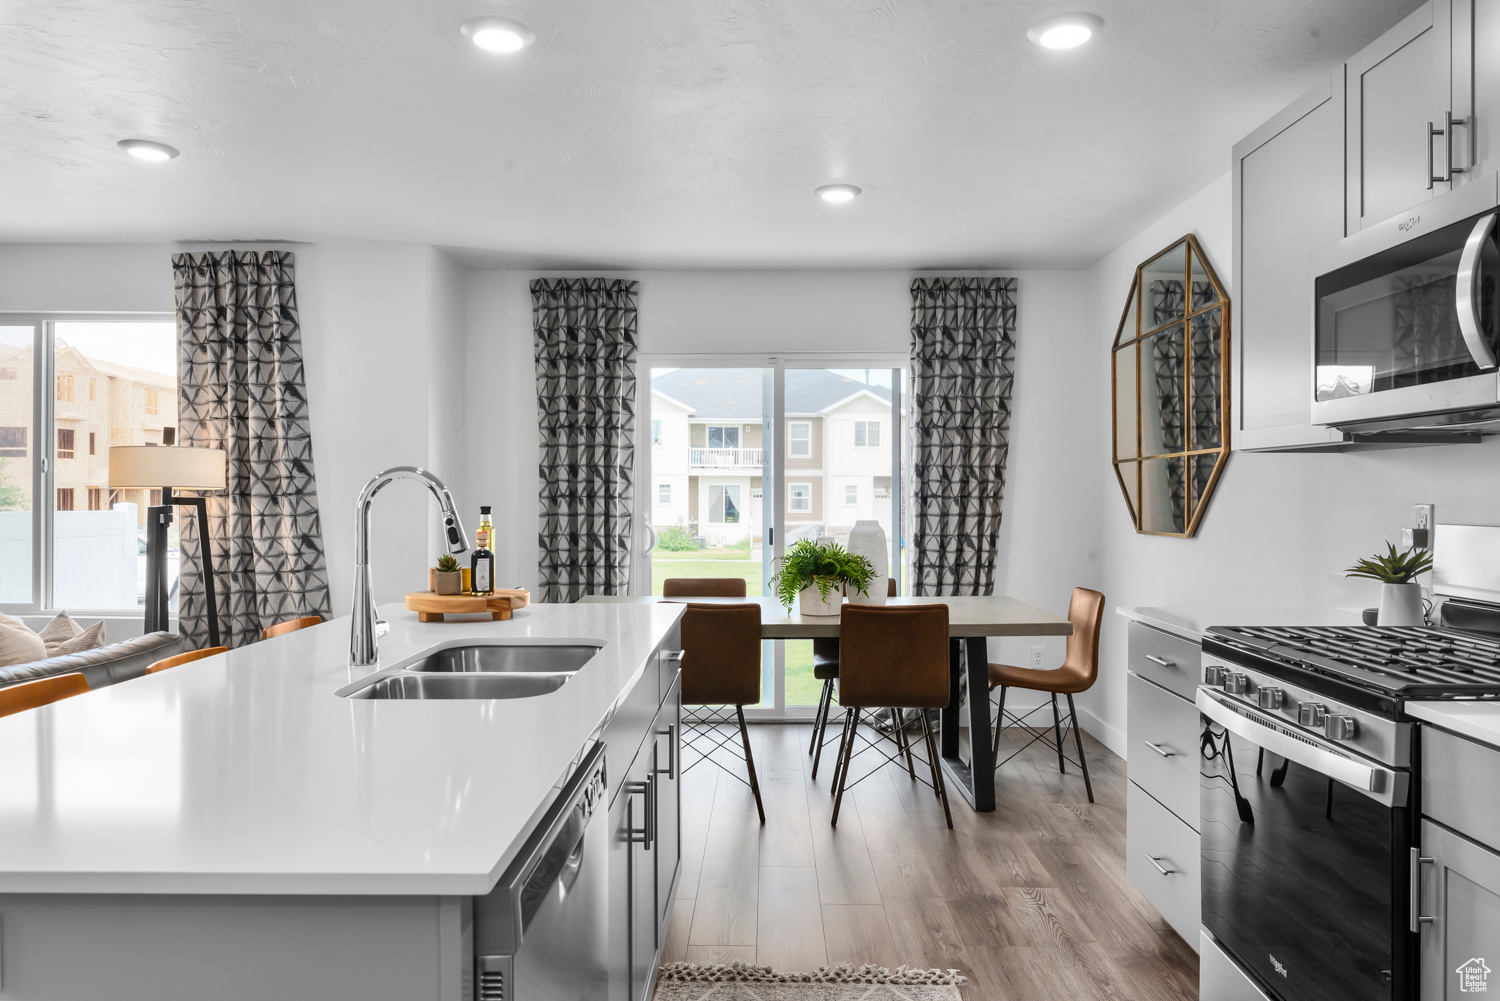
[173, 251, 332, 648]
[909, 277, 1018, 596]
[532, 278, 639, 603]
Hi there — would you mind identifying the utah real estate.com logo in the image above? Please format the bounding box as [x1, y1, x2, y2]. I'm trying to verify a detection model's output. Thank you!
[1457, 957, 1492, 993]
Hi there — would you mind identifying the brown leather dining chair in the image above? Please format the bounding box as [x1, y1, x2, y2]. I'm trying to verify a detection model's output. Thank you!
[147, 646, 229, 675]
[662, 577, 765, 824]
[0, 673, 90, 719]
[809, 576, 896, 778]
[988, 587, 1105, 803]
[262, 615, 322, 640]
[829, 603, 952, 829]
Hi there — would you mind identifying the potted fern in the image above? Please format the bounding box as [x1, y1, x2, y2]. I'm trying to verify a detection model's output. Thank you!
[431, 554, 464, 595]
[1344, 542, 1433, 626]
[771, 539, 875, 616]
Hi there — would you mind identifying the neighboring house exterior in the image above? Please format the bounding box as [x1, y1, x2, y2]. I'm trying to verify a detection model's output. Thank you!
[648, 369, 895, 546]
[0, 342, 176, 525]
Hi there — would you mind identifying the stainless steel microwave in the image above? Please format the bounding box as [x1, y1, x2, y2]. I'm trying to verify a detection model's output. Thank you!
[1311, 173, 1500, 437]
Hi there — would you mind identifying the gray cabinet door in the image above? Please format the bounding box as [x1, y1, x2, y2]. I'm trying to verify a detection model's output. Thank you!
[1232, 72, 1348, 451]
[1458, 0, 1499, 183]
[1346, 1, 1455, 232]
[1419, 818, 1500, 998]
[654, 678, 682, 936]
[628, 748, 659, 1001]
[1126, 673, 1201, 830]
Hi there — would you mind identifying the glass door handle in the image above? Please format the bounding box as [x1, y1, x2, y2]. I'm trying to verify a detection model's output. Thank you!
[1457, 212, 1499, 371]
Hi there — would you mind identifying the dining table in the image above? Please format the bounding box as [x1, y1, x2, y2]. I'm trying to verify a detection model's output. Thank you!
[577, 594, 1073, 812]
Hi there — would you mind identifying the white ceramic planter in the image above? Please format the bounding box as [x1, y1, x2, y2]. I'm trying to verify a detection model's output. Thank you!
[846, 520, 889, 605]
[1377, 582, 1424, 626]
[798, 581, 844, 617]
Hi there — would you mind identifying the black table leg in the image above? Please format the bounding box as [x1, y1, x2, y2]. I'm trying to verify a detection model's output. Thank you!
[939, 635, 996, 812]
[940, 638, 961, 758]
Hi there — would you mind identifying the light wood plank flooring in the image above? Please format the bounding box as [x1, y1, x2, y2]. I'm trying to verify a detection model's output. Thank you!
[662, 721, 1198, 1000]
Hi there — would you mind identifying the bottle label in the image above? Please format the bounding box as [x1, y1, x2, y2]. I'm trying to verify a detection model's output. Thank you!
[475, 559, 492, 593]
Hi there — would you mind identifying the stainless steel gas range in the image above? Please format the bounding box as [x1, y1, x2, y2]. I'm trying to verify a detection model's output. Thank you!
[1196, 620, 1500, 1001]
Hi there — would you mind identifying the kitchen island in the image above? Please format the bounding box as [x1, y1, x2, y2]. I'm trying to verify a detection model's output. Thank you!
[0, 600, 684, 1001]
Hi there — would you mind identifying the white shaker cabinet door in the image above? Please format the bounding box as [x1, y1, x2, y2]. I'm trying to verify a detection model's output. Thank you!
[1458, 0, 1500, 183]
[1419, 818, 1500, 999]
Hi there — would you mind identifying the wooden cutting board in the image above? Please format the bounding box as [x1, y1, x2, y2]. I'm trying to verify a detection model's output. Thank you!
[404, 589, 531, 622]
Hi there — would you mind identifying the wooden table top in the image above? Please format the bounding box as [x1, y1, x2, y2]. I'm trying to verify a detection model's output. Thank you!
[577, 594, 1073, 638]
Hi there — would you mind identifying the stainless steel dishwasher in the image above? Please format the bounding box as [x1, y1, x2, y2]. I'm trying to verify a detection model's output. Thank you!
[475, 742, 609, 1001]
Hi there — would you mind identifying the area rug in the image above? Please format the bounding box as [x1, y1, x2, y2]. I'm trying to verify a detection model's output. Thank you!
[655, 962, 965, 1000]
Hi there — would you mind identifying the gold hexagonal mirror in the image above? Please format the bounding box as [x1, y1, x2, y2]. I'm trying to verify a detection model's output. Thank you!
[1111, 234, 1230, 537]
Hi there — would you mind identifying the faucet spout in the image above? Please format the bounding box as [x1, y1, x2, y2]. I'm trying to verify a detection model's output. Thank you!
[350, 466, 470, 667]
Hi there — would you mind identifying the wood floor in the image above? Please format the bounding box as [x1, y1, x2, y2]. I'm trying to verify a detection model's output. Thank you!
[660, 721, 1199, 1001]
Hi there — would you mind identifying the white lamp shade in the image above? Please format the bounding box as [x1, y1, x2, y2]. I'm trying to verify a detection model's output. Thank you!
[108, 446, 227, 490]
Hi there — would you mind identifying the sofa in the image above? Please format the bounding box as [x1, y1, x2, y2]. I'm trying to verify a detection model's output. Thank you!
[0, 631, 186, 692]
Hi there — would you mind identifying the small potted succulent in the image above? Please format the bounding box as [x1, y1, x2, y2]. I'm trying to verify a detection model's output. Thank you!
[771, 538, 875, 616]
[1344, 542, 1433, 626]
[431, 554, 464, 595]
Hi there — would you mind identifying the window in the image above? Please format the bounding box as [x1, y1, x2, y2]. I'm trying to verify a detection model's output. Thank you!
[707, 425, 740, 450]
[845, 484, 858, 505]
[143, 387, 159, 416]
[162, 427, 175, 445]
[56, 372, 74, 402]
[789, 483, 811, 513]
[88, 431, 95, 455]
[708, 484, 740, 523]
[55, 488, 74, 511]
[87, 487, 101, 511]
[149, 488, 163, 507]
[855, 420, 881, 448]
[789, 422, 811, 457]
[88, 378, 96, 401]
[56, 428, 74, 459]
[0, 368, 15, 380]
[658, 483, 672, 504]
[0, 426, 25, 458]
[874, 476, 891, 500]
[651, 419, 662, 445]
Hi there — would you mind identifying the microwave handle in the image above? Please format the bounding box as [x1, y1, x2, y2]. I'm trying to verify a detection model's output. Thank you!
[1456, 211, 1499, 371]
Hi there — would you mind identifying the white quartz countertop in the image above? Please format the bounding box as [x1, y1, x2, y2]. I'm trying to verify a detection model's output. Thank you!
[1117, 605, 1363, 643]
[0, 601, 683, 897]
[1406, 701, 1500, 749]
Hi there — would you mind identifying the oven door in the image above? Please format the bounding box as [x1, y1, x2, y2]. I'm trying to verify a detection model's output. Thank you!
[1198, 689, 1414, 1001]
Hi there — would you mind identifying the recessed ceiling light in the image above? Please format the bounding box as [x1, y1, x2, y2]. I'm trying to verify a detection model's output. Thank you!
[117, 139, 179, 162]
[461, 17, 536, 53]
[816, 184, 861, 204]
[1027, 12, 1103, 49]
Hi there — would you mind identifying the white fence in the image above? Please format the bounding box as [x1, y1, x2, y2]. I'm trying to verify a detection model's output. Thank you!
[0, 505, 140, 608]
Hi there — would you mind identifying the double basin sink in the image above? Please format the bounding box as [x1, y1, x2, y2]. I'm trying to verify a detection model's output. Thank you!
[339, 642, 601, 701]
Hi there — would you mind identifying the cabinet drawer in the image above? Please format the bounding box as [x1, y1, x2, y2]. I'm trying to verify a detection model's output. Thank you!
[1423, 726, 1500, 843]
[1128, 621, 1201, 700]
[1127, 781, 1201, 947]
[1127, 673, 1201, 831]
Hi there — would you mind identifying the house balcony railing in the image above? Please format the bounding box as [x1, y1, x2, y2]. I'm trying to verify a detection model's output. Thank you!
[689, 447, 763, 468]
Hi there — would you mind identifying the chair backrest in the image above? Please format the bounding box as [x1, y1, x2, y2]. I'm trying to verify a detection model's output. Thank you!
[147, 646, 228, 675]
[676, 603, 761, 706]
[262, 615, 322, 641]
[662, 578, 747, 598]
[837, 604, 950, 709]
[1059, 587, 1106, 688]
[0, 673, 90, 719]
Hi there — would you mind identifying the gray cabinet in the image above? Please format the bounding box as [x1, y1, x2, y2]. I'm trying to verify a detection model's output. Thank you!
[1231, 72, 1347, 451]
[1126, 782, 1201, 945]
[1461, 0, 1500, 182]
[1418, 818, 1500, 999]
[1346, 2, 1456, 233]
[653, 679, 682, 933]
[1127, 673, 1200, 830]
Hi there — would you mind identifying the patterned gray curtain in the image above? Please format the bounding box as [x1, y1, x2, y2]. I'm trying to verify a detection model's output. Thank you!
[532, 278, 638, 603]
[173, 251, 332, 648]
[909, 277, 1017, 596]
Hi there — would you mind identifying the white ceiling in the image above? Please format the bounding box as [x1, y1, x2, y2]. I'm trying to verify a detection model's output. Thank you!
[0, 0, 1417, 269]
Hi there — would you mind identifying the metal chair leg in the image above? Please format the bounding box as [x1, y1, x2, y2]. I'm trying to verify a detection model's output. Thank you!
[991, 685, 1008, 757]
[1051, 693, 1066, 774]
[1067, 694, 1094, 803]
[809, 679, 832, 755]
[920, 711, 953, 830]
[896, 712, 917, 781]
[832, 709, 860, 827]
[736, 705, 765, 825]
[812, 684, 838, 781]
[829, 709, 855, 794]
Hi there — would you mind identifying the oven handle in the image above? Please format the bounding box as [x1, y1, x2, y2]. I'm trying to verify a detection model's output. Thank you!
[1197, 689, 1405, 807]
[1456, 211, 1499, 371]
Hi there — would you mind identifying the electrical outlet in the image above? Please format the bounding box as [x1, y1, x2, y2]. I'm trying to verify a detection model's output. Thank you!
[1414, 503, 1435, 549]
[1415, 504, 1434, 531]
[1031, 645, 1046, 670]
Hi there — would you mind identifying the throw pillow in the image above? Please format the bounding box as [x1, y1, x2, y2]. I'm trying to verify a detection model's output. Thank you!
[38, 612, 83, 656]
[0, 612, 47, 668]
[50, 620, 106, 658]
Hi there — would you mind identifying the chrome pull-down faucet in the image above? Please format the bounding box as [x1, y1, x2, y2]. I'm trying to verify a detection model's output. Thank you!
[350, 466, 468, 667]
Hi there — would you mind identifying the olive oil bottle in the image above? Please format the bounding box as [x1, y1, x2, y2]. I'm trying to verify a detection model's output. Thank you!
[471, 506, 496, 595]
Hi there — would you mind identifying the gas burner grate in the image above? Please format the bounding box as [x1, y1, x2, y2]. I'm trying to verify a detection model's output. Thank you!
[1209, 625, 1500, 696]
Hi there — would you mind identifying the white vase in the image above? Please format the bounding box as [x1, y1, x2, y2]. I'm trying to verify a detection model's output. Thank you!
[846, 520, 889, 605]
[1377, 582, 1424, 626]
[798, 581, 843, 617]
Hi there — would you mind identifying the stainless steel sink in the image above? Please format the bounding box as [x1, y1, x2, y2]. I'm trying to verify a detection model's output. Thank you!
[406, 644, 600, 674]
[344, 673, 570, 700]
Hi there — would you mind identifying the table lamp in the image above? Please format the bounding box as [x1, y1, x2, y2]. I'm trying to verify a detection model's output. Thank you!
[108, 446, 228, 647]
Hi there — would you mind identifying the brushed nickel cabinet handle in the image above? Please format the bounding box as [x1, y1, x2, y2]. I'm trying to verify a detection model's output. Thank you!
[1145, 655, 1175, 668]
[1144, 854, 1175, 876]
[1410, 848, 1435, 932]
[1144, 741, 1175, 758]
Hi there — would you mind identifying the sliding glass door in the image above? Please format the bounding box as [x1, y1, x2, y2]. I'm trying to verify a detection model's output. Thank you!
[639, 358, 905, 719]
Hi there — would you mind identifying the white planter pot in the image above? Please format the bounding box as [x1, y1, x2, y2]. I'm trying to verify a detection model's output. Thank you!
[846, 520, 889, 605]
[798, 582, 844, 617]
[1377, 582, 1425, 626]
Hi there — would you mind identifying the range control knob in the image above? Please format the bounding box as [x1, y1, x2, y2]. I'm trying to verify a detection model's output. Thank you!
[1324, 715, 1358, 741]
[1257, 687, 1286, 710]
[1203, 665, 1228, 686]
[1297, 702, 1328, 727]
[1222, 673, 1249, 695]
